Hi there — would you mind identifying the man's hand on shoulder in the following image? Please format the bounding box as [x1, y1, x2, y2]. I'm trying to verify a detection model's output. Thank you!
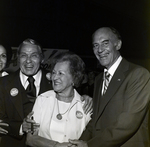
[81, 95, 93, 115]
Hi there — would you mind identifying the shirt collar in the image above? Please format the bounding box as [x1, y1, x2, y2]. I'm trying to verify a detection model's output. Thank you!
[20, 70, 42, 88]
[105, 56, 122, 77]
[33, 70, 42, 87]
[68, 89, 81, 103]
[1, 71, 9, 77]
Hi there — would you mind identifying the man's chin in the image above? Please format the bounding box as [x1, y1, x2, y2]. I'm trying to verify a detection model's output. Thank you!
[21, 67, 40, 76]
[23, 70, 35, 76]
[99, 61, 108, 67]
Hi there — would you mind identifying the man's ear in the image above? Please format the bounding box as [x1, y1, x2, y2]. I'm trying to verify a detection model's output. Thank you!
[41, 59, 44, 64]
[40, 54, 44, 63]
[17, 55, 20, 64]
[116, 40, 122, 50]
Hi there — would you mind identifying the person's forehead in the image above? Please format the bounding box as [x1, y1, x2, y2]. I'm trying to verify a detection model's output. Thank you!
[20, 44, 41, 53]
[0, 45, 6, 53]
[55, 61, 70, 68]
[94, 29, 115, 40]
[54, 61, 71, 72]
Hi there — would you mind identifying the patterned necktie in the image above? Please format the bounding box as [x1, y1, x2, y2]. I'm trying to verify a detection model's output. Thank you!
[26, 76, 36, 102]
[103, 71, 110, 95]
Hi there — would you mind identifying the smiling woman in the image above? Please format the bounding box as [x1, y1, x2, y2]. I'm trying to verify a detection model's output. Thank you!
[52, 61, 74, 98]
[26, 51, 92, 147]
[0, 44, 12, 77]
[0, 43, 12, 142]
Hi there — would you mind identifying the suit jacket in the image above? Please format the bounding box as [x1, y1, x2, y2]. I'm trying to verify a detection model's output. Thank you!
[0, 69, 52, 147]
[80, 59, 150, 147]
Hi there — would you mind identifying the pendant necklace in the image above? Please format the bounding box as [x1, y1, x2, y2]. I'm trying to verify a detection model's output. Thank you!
[56, 98, 72, 120]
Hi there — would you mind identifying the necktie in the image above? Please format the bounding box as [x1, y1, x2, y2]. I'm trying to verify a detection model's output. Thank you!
[103, 71, 110, 95]
[26, 76, 36, 102]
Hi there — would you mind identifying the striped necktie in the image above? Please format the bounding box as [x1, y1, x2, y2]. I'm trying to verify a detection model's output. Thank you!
[103, 71, 110, 95]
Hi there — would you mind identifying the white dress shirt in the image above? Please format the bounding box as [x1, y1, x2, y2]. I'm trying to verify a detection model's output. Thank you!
[102, 56, 123, 95]
[20, 70, 42, 96]
[19, 70, 42, 135]
[32, 89, 91, 142]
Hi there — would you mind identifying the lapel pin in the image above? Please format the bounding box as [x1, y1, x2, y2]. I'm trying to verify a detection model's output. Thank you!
[10, 88, 19, 97]
[118, 79, 121, 81]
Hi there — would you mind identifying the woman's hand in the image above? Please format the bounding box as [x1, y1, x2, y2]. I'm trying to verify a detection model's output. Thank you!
[81, 95, 93, 115]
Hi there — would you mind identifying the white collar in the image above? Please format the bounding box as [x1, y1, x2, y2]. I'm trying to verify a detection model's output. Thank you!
[1, 71, 9, 77]
[20, 70, 42, 88]
[105, 56, 122, 77]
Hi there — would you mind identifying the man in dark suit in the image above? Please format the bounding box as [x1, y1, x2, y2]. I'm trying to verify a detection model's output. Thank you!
[69, 27, 150, 147]
[0, 39, 52, 147]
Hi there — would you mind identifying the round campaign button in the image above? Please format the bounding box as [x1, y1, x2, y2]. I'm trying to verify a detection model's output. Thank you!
[10, 88, 19, 97]
[76, 111, 83, 119]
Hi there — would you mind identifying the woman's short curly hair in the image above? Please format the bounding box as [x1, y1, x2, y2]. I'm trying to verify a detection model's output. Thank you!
[51, 51, 85, 88]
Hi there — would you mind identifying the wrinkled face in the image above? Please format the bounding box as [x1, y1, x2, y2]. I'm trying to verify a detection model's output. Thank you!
[92, 28, 121, 69]
[18, 44, 42, 76]
[0, 45, 7, 71]
[51, 61, 73, 93]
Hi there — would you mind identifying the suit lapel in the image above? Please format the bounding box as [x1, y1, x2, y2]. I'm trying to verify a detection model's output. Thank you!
[5, 70, 52, 120]
[39, 70, 52, 95]
[6, 71, 25, 119]
[93, 73, 103, 116]
[95, 59, 129, 123]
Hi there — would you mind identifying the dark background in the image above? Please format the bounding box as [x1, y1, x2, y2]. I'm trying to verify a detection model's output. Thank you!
[0, 0, 150, 71]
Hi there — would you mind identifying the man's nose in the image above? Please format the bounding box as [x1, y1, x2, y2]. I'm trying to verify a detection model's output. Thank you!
[97, 45, 104, 53]
[0, 56, 4, 62]
[26, 55, 32, 63]
[53, 73, 59, 80]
